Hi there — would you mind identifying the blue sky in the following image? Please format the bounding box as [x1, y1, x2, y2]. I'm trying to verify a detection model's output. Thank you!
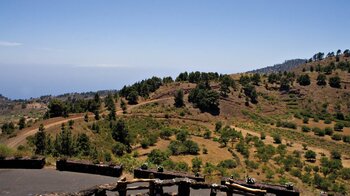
[1, 0, 349, 99]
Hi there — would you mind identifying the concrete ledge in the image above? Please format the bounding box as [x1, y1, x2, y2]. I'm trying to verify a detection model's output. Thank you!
[0, 157, 45, 169]
[56, 159, 122, 177]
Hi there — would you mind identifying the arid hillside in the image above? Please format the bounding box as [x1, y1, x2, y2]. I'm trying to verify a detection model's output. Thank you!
[1, 51, 350, 195]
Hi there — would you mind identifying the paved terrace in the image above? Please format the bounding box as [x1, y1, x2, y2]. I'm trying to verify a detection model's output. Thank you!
[0, 169, 229, 196]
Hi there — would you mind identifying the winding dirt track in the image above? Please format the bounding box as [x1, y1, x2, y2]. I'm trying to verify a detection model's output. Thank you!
[4, 97, 171, 148]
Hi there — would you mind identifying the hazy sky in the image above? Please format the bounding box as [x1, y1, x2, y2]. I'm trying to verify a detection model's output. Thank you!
[1, 0, 349, 99]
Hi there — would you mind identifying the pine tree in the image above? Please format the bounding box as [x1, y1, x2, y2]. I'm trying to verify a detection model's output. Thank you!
[219, 75, 233, 97]
[127, 90, 139, 104]
[251, 73, 261, 86]
[297, 74, 311, 86]
[84, 113, 89, 122]
[18, 117, 26, 130]
[76, 133, 91, 156]
[94, 110, 100, 120]
[316, 74, 327, 86]
[120, 99, 127, 114]
[108, 107, 116, 121]
[34, 124, 46, 155]
[174, 89, 185, 107]
[56, 127, 75, 156]
[112, 119, 130, 146]
[329, 76, 341, 88]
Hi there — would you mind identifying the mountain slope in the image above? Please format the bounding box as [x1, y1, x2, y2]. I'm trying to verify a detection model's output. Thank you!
[248, 59, 306, 74]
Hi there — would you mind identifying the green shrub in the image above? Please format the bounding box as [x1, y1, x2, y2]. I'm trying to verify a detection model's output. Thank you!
[294, 113, 302, 119]
[203, 130, 211, 139]
[147, 149, 169, 165]
[175, 161, 189, 172]
[160, 128, 173, 140]
[215, 121, 223, 132]
[265, 168, 275, 180]
[140, 139, 150, 149]
[257, 144, 276, 162]
[104, 152, 112, 162]
[112, 142, 126, 157]
[277, 144, 287, 156]
[331, 151, 341, 159]
[147, 134, 158, 146]
[276, 121, 297, 129]
[312, 127, 325, 136]
[290, 168, 302, 178]
[342, 135, 350, 143]
[304, 150, 316, 161]
[17, 145, 25, 151]
[324, 127, 333, 135]
[297, 74, 311, 86]
[301, 126, 311, 132]
[132, 151, 139, 157]
[236, 140, 250, 157]
[183, 140, 200, 155]
[244, 159, 259, 169]
[303, 117, 309, 124]
[191, 157, 202, 173]
[0, 144, 14, 158]
[324, 119, 332, 124]
[315, 128, 325, 136]
[272, 133, 282, 144]
[217, 159, 237, 169]
[334, 122, 344, 132]
[302, 143, 308, 150]
[332, 134, 342, 141]
[301, 173, 312, 184]
[162, 159, 176, 170]
[231, 170, 241, 179]
[176, 130, 189, 141]
[340, 168, 350, 180]
[202, 147, 208, 154]
[168, 140, 199, 155]
[329, 76, 341, 88]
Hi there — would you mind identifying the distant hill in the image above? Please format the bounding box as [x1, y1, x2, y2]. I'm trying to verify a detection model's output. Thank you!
[248, 59, 306, 74]
[0, 94, 9, 101]
[0, 94, 11, 105]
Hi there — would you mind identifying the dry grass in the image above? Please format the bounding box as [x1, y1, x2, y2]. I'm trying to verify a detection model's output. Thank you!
[170, 136, 232, 165]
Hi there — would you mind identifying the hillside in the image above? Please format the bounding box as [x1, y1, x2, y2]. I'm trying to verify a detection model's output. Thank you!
[1, 50, 350, 195]
[248, 59, 306, 74]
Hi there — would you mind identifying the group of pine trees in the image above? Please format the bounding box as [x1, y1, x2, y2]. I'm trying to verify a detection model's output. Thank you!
[32, 123, 93, 158]
[175, 71, 220, 83]
[1, 116, 26, 134]
[45, 93, 102, 118]
[173, 73, 235, 113]
[238, 74, 261, 104]
[308, 49, 349, 63]
[119, 76, 165, 104]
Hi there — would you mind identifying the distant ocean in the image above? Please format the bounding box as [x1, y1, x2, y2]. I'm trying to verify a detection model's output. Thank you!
[0, 64, 178, 99]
